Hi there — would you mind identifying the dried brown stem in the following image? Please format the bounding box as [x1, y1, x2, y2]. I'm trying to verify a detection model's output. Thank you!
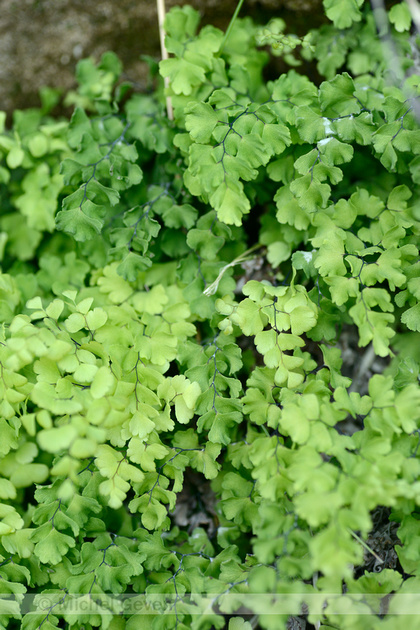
[156, 0, 173, 120]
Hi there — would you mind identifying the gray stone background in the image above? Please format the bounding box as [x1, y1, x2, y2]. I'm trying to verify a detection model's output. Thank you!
[1, 0, 321, 117]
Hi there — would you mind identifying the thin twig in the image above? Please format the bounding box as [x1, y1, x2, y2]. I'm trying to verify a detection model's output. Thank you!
[156, 0, 173, 120]
[250, 614, 259, 629]
[348, 529, 384, 565]
[203, 243, 263, 296]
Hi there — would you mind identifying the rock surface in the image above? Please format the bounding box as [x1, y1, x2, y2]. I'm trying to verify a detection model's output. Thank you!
[1, 0, 321, 118]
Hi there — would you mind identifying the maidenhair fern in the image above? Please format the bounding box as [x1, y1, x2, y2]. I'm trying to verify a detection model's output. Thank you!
[0, 1, 419, 629]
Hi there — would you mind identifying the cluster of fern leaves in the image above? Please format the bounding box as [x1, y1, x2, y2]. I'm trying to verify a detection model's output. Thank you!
[0, 2, 420, 629]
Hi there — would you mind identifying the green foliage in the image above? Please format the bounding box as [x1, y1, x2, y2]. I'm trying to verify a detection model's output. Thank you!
[0, 2, 419, 629]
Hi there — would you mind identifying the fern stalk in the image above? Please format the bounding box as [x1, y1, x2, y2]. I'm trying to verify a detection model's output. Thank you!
[218, 0, 246, 55]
